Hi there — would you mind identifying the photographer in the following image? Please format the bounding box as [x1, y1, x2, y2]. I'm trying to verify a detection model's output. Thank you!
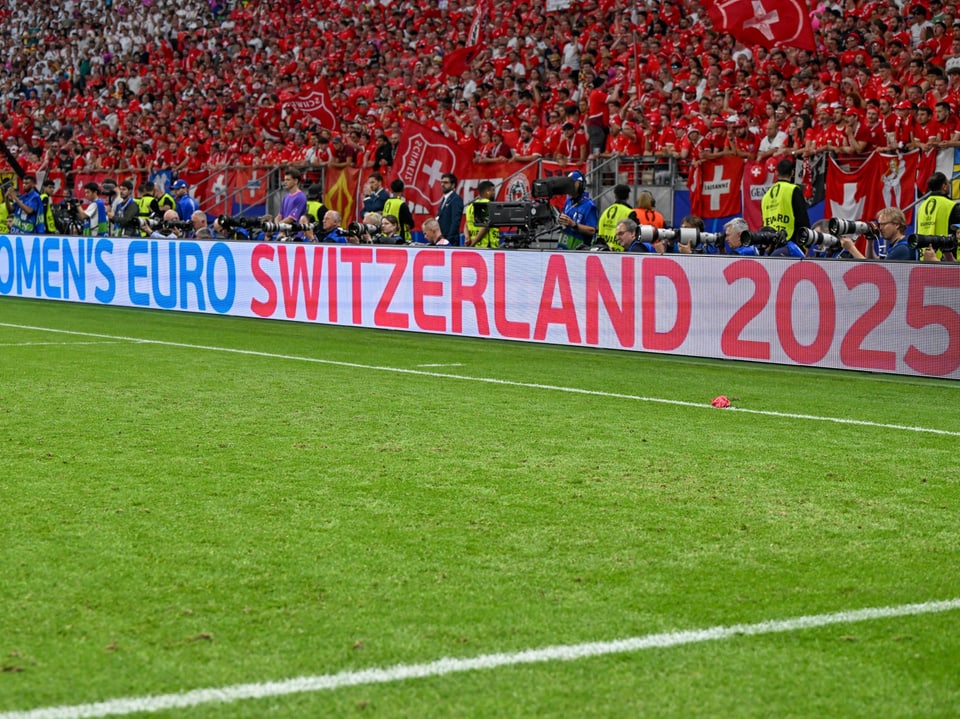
[149, 210, 184, 239]
[840, 207, 914, 260]
[379, 215, 405, 244]
[724, 218, 760, 256]
[107, 180, 141, 237]
[315, 210, 350, 243]
[81, 182, 109, 237]
[190, 210, 218, 239]
[8, 173, 44, 234]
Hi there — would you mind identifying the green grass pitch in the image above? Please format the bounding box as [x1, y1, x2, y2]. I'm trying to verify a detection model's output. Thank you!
[1, 296, 958, 718]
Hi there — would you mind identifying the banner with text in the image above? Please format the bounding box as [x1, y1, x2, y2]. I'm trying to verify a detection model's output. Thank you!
[1, 235, 957, 379]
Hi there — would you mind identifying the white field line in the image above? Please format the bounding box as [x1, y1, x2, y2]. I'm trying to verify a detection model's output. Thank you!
[1, 321, 958, 437]
[2, 598, 958, 719]
[0, 341, 125, 347]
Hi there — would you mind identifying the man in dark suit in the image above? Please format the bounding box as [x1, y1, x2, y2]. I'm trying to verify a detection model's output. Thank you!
[436, 172, 464, 247]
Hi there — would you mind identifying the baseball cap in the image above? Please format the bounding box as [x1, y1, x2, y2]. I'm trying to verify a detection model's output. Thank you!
[895, 100, 913, 110]
[171, 179, 188, 190]
[567, 170, 585, 181]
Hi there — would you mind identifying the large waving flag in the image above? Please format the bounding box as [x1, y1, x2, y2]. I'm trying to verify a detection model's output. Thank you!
[467, 0, 489, 46]
[390, 120, 471, 212]
[706, 0, 816, 51]
[285, 79, 338, 131]
[442, 45, 483, 76]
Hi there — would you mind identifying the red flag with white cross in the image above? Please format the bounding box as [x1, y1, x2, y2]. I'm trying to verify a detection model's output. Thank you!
[706, 0, 816, 52]
[690, 156, 745, 219]
[390, 120, 471, 212]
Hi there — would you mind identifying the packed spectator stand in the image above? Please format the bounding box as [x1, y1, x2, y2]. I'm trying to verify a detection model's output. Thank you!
[2, 0, 960, 223]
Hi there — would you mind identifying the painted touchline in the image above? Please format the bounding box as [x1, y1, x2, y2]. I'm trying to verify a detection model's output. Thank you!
[1, 322, 958, 437]
[1, 599, 958, 719]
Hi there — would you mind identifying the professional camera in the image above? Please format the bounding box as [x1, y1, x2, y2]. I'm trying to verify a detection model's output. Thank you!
[638, 225, 722, 250]
[217, 214, 260, 231]
[827, 218, 873, 236]
[0, 179, 13, 194]
[741, 227, 787, 248]
[474, 201, 556, 228]
[52, 198, 84, 235]
[347, 221, 379, 237]
[147, 217, 194, 233]
[260, 220, 318, 234]
[796, 227, 842, 250]
[907, 233, 958, 253]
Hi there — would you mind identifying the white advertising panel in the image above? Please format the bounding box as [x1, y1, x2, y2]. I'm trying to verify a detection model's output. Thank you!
[1, 235, 957, 379]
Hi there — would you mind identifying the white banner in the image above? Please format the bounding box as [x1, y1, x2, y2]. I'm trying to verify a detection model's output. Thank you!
[1, 235, 958, 379]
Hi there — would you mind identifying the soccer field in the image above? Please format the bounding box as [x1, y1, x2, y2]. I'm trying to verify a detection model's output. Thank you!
[1, 296, 958, 718]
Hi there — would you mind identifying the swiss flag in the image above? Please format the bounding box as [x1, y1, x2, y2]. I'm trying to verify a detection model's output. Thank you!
[285, 79, 338, 131]
[689, 156, 744, 219]
[230, 167, 267, 210]
[824, 151, 919, 228]
[742, 160, 775, 230]
[706, 0, 816, 52]
[390, 120, 471, 211]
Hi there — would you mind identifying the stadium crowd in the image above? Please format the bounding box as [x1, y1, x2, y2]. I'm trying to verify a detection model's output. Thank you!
[2, 0, 960, 182]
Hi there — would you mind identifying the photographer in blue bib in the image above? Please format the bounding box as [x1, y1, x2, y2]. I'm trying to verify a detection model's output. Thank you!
[7, 173, 45, 234]
[840, 207, 918, 261]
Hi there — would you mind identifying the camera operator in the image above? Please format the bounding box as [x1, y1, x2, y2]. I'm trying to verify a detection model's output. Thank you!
[558, 170, 598, 250]
[840, 207, 914, 260]
[724, 218, 761, 256]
